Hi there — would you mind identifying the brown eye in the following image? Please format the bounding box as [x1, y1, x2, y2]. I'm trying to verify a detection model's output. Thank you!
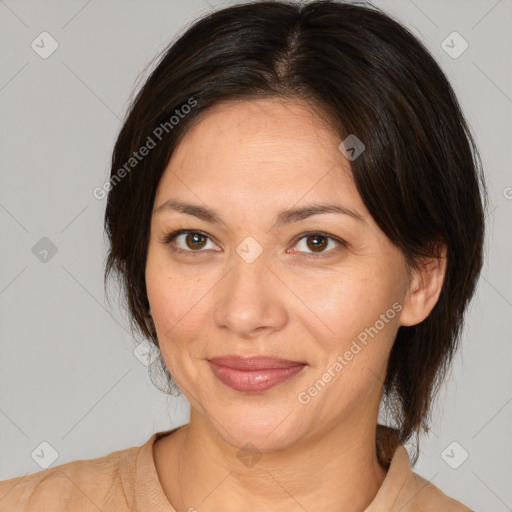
[184, 232, 208, 250]
[305, 234, 329, 252]
[161, 229, 220, 255]
[292, 232, 344, 259]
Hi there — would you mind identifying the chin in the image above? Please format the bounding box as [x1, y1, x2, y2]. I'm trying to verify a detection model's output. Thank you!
[206, 405, 304, 453]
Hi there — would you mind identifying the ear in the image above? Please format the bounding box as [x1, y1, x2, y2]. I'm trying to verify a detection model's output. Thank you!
[399, 243, 447, 327]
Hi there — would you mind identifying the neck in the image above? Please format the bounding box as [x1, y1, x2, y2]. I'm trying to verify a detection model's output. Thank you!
[156, 409, 388, 512]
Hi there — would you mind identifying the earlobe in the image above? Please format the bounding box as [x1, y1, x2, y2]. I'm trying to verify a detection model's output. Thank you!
[399, 245, 447, 327]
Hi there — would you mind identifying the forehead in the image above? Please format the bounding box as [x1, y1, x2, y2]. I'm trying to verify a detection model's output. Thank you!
[155, 98, 362, 215]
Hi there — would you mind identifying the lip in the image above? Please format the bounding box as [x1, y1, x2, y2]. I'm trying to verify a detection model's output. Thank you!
[208, 355, 307, 393]
[208, 355, 307, 370]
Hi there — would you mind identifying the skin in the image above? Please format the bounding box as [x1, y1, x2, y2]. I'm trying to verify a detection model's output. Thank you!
[145, 97, 447, 512]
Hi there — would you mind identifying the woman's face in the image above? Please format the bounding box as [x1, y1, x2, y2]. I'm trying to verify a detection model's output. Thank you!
[145, 98, 413, 451]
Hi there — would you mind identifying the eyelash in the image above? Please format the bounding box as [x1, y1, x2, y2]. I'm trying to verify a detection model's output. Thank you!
[159, 229, 346, 260]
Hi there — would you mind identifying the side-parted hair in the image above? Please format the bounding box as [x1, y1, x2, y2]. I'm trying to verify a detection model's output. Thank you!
[103, 0, 487, 460]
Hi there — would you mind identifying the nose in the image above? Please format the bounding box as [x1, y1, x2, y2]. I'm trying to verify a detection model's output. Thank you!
[212, 251, 288, 339]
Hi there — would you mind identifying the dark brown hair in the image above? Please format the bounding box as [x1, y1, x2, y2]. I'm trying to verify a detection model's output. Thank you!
[103, 0, 487, 461]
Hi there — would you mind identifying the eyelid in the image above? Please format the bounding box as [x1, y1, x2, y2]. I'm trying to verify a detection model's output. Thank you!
[160, 229, 345, 258]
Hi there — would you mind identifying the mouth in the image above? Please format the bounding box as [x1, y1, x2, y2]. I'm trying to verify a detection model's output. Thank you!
[208, 355, 307, 393]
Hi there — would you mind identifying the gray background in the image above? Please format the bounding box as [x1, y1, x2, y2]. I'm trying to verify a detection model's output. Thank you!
[0, 0, 511, 510]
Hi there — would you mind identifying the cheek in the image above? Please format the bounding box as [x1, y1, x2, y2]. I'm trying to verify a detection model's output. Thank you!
[295, 272, 402, 404]
[146, 251, 206, 332]
[295, 266, 398, 344]
[300, 275, 401, 409]
[149, 287, 208, 356]
[145, 258, 214, 380]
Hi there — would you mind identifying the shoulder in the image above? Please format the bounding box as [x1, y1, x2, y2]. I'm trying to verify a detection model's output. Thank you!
[374, 424, 473, 512]
[373, 429, 474, 512]
[0, 443, 142, 512]
[405, 471, 473, 511]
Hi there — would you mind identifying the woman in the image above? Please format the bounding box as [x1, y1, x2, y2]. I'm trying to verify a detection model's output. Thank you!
[0, 1, 485, 510]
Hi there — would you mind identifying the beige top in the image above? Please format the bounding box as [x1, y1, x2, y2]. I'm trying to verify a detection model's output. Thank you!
[0, 425, 472, 511]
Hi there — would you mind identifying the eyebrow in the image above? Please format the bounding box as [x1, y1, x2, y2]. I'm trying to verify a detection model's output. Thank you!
[154, 199, 365, 228]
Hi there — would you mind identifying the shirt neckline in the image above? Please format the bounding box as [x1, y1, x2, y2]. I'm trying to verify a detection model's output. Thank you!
[133, 424, 411, 512]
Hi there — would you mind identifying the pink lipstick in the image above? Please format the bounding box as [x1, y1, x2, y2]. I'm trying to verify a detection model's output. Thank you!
[208, 355, 307, 393]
